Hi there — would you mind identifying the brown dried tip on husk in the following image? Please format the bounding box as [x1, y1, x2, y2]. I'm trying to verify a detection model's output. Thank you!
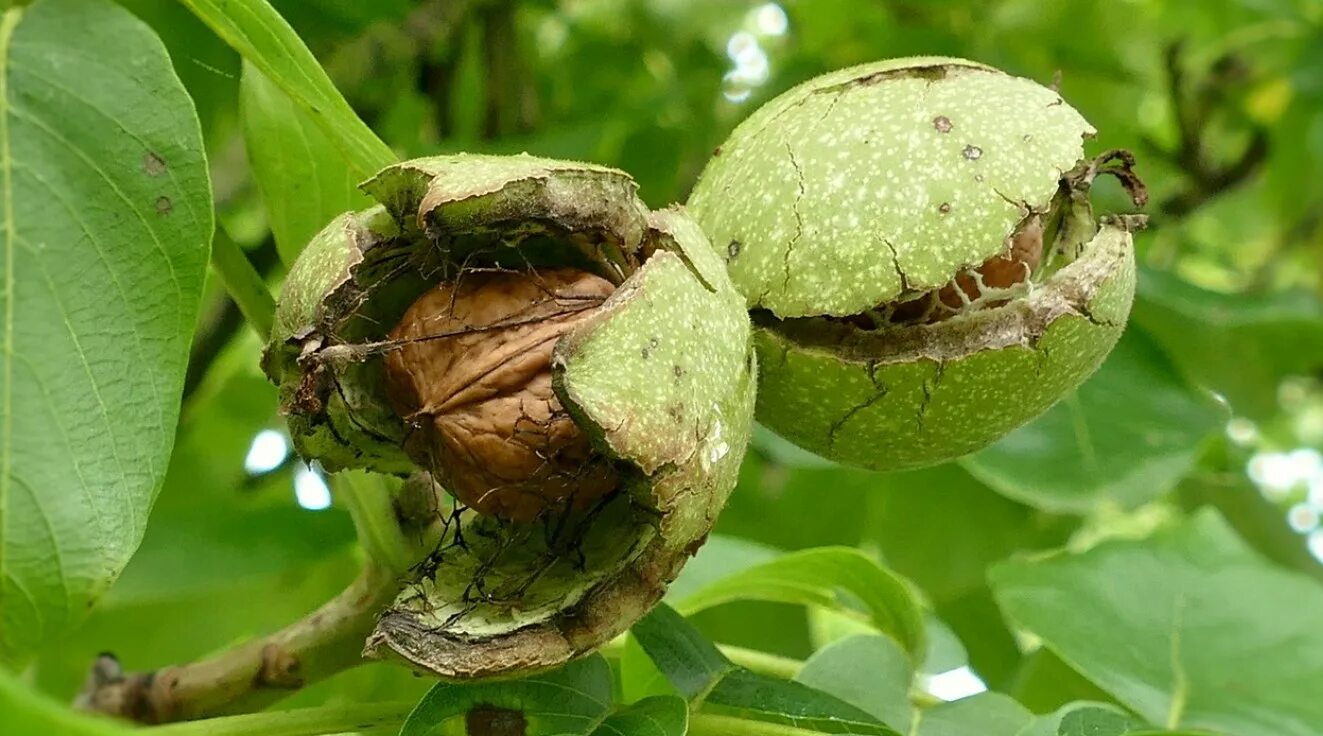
[384, 267, 619, 522]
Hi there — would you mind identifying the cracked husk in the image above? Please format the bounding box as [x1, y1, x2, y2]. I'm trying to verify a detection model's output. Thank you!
[263, 154, 756, 678]
[689, 56, 1140, 470]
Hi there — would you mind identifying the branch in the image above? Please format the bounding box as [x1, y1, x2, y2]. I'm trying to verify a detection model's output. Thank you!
[76, 561, 401, 724]
[209, 226, 277, 341]
[148, 702, 412, 736]
[1151, 41, 1269, 219]
[183, 233, 280, 401]
[480, 3, 534, 139]
[75, 476, 442, 724]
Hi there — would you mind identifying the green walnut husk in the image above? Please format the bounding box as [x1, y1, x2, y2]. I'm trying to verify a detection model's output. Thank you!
[688, 56, 1142, 471]
[263, 154, 755, 679]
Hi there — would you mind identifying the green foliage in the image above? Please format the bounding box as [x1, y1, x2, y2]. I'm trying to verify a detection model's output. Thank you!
[962, 330, 1226, 513]
[0, 667, 131, 735]
[672, 546, 925, 657]
[795, 635, 914, 731]
[178, 0, 394, 176]
[401, 656, 614, 736]
[0, 0, 212, 666]
[633, 603, 900, 735]
[991, 512, 1323, 736]
[238, 62, 369, 265]
[2, 0, 1322, 735]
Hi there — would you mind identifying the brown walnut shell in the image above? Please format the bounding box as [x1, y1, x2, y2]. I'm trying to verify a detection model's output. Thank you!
[384, 268, 618, 522]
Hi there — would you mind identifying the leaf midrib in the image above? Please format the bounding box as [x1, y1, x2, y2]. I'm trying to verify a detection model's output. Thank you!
[0, 5, 24, 653]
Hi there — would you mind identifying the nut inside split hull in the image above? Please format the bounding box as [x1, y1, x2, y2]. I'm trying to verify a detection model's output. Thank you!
[384, 267, 619, 522]
[850, 215, 1045, 329]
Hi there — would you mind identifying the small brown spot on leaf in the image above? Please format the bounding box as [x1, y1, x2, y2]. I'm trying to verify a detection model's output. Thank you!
[673, 364, 684, 378]
[938, 202, 951, 214]
[154, 196, 173, 215]
[962, 145, 982, 161]
[712, 145, 723, 157]
[467, 706, 526, 736]
[932, 116, 952, 133]
[727, 240, 741, 259]
[143, 152, 167, 177]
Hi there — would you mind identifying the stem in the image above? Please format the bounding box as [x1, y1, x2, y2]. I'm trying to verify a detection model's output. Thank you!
[335, 471, 416, 574]
[690, 713, 831, 736]
[718, 645, 802, 680]
[184, 236, 280, 402]
[210, 226, 275, 341]
[598, 639, 804, 680]
[149, 702, 412, 736]
[77, 562, 401, 724]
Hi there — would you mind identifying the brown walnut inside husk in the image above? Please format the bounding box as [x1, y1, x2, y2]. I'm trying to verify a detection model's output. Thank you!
[384, 267, 619, 522]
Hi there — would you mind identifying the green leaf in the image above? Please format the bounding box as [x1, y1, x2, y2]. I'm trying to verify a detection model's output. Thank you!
[631, 603, 735, 701]
[115, 0, 240, 153]
[962, 330, 1224, 514]
[0, 0, 212, 665]
[0, 666, 131, 735]
[674, 547, 925, 659]
[1008, 648, 1115, 716]
[913, 692, 1033, 736]
[399, 655, 614, 736]
[1132, 266, 1323, 419]
[863, 464, 1068, 603]
[705, 669, 898, 735]
[591, 696, 688, 736]
[666, 535, 779, 602]
[991, 510, 1323, 736]
[239, 61, 370, 265]
[718, 455, 873, 552]
[105, 504, 354, 605]
[795, 635, 914, 732]
[1055, 706, 1133, 736]
[629, 603, 899, 736]
[631, 604, 897, 735]
[178, 0, 395, 178]
[1014, 702, 1136, 736]
[147, 702, 413, 736]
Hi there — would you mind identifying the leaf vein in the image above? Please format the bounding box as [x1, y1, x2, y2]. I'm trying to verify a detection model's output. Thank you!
[0, 5, 24, 638]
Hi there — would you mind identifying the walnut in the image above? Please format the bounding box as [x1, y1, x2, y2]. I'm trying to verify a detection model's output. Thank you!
[384, 268, 618, 522]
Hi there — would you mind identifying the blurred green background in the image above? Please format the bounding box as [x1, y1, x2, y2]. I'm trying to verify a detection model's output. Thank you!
[33, 0, 1323, 713]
